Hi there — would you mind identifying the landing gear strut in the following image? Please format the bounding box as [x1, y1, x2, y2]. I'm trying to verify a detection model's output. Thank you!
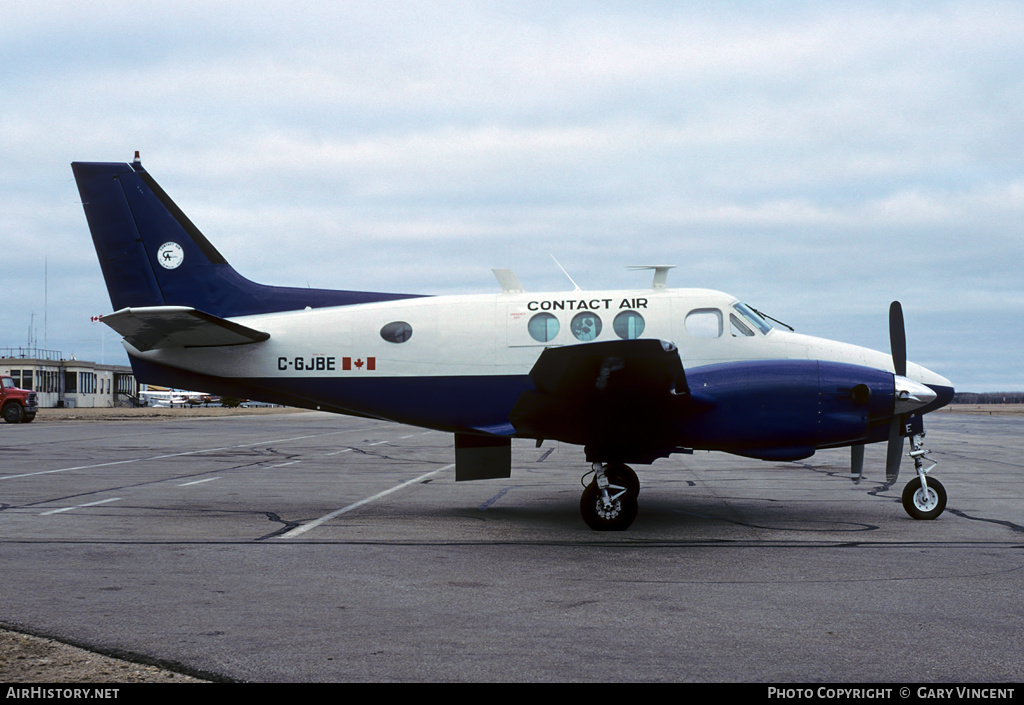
[900, 431, 946, 520]
[580, 462, 639, 530]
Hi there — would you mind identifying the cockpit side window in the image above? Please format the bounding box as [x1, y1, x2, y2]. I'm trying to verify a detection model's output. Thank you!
[730, 314, 754, 337]
[685, 309, 722, 339]
[733, 302, 772, 334]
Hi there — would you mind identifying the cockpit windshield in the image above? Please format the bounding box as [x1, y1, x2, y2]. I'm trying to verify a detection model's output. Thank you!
[733, 302, 773, 335]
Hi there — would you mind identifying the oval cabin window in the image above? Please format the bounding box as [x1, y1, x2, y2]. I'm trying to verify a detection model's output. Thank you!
[570, 312, 602, 341]
[613, 310, 645, 339]
[380, 321, 413, 343]
[528, 313, 559, 343]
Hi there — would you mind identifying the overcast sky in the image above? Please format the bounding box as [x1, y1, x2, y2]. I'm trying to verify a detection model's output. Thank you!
[2, 1, 1022, 392]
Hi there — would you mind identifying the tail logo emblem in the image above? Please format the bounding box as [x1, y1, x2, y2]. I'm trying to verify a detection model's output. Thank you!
[157, 242, 184, 269]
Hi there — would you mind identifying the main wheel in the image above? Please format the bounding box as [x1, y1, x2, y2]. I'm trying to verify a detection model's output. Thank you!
[580, 480, 638, 531]
[902, 476, 947, 520]
[2, 403, 24, 424]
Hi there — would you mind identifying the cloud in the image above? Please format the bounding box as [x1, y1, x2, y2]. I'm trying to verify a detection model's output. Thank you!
[1, 1, 1022, 389]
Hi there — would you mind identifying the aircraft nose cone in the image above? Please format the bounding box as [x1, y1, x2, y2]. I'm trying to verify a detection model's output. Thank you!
[927, 382, 956, 410]
[905, 363, 954, 412]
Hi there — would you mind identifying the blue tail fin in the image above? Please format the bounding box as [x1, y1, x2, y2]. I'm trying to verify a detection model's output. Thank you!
[72, 155, 422, 318]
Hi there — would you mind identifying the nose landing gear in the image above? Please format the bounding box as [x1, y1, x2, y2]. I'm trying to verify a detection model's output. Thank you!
[580, 462, 640, 530]
[900, 431, 946, 520]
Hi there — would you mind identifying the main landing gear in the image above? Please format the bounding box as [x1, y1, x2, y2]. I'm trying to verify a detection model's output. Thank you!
[901, 431, 946, 520]
[580, 462, 640, 530]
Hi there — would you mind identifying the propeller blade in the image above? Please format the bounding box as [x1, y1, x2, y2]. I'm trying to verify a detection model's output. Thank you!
[889, 301, 907, 377]
[886, 417, 904, 483]
[887, 301, 909, 483]
[851, 444, 864, 484]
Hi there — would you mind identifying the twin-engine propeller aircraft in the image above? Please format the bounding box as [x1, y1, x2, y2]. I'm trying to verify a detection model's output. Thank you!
[72, 154, 954, 530]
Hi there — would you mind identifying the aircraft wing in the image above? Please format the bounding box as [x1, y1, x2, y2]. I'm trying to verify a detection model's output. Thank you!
[100, 306, 270, 352]
[509, 339, 696, 463]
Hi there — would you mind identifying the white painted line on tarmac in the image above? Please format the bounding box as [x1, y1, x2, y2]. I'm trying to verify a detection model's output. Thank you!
[0, 431, 349, 481]
[278, 463, 454, 539]
[3, 459, 139, 481]
[40, 497, 122, 515]
[178, 477, 220, 486]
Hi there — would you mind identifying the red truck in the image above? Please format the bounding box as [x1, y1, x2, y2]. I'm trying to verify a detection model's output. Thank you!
[1, 375, 37, 423]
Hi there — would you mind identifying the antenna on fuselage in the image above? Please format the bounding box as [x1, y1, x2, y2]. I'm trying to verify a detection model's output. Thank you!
[627, 265, 676, 289]
[550, 255, 582, 291]
[492, 268, 525, 293]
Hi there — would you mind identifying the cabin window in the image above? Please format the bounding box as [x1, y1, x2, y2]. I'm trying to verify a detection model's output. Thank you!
[613, 310, 645, 339]
[685, 309, 722, 339]
[528, 313, 559, 343]
[380, 321, 413, 344]
[730, 314, 754, 337]
[570, 312, 602, 341]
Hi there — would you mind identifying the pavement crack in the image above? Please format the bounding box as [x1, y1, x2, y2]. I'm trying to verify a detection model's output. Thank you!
[946, 508, 1024, 535]
[255, 511, 301, 540]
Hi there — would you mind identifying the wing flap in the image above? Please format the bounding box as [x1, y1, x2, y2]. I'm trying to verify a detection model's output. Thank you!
[101, 306, 270, 352]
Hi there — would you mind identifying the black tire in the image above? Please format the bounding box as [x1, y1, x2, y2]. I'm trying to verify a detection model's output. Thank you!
[2, 403, 24, 424]
[580, 480, 638, 531]
[902, 476, 947, 520]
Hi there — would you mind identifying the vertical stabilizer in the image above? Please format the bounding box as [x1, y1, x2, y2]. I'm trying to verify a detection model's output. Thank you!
[72, 157, 423, 317]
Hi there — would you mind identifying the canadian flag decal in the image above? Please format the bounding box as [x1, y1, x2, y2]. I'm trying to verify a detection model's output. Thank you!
[342, 357, 376, 371]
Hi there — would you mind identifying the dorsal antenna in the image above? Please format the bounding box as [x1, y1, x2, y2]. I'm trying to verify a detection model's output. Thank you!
[551, 255, 582, 291]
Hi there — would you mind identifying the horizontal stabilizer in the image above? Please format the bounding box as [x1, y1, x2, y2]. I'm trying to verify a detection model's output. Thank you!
[101, 306, 270, 352]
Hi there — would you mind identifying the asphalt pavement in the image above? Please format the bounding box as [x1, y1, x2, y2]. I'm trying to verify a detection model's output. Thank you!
[1, 411, 1021, 682]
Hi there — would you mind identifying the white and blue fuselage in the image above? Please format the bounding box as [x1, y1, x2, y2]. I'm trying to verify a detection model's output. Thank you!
[123, 285, 951, 460]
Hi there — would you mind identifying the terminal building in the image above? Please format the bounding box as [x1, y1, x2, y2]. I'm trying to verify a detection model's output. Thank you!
[1, 348, 137, 408]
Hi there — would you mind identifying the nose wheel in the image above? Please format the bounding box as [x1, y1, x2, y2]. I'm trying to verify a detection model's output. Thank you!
[902, 476, 946, 520]
[580, 462, 639, 530]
